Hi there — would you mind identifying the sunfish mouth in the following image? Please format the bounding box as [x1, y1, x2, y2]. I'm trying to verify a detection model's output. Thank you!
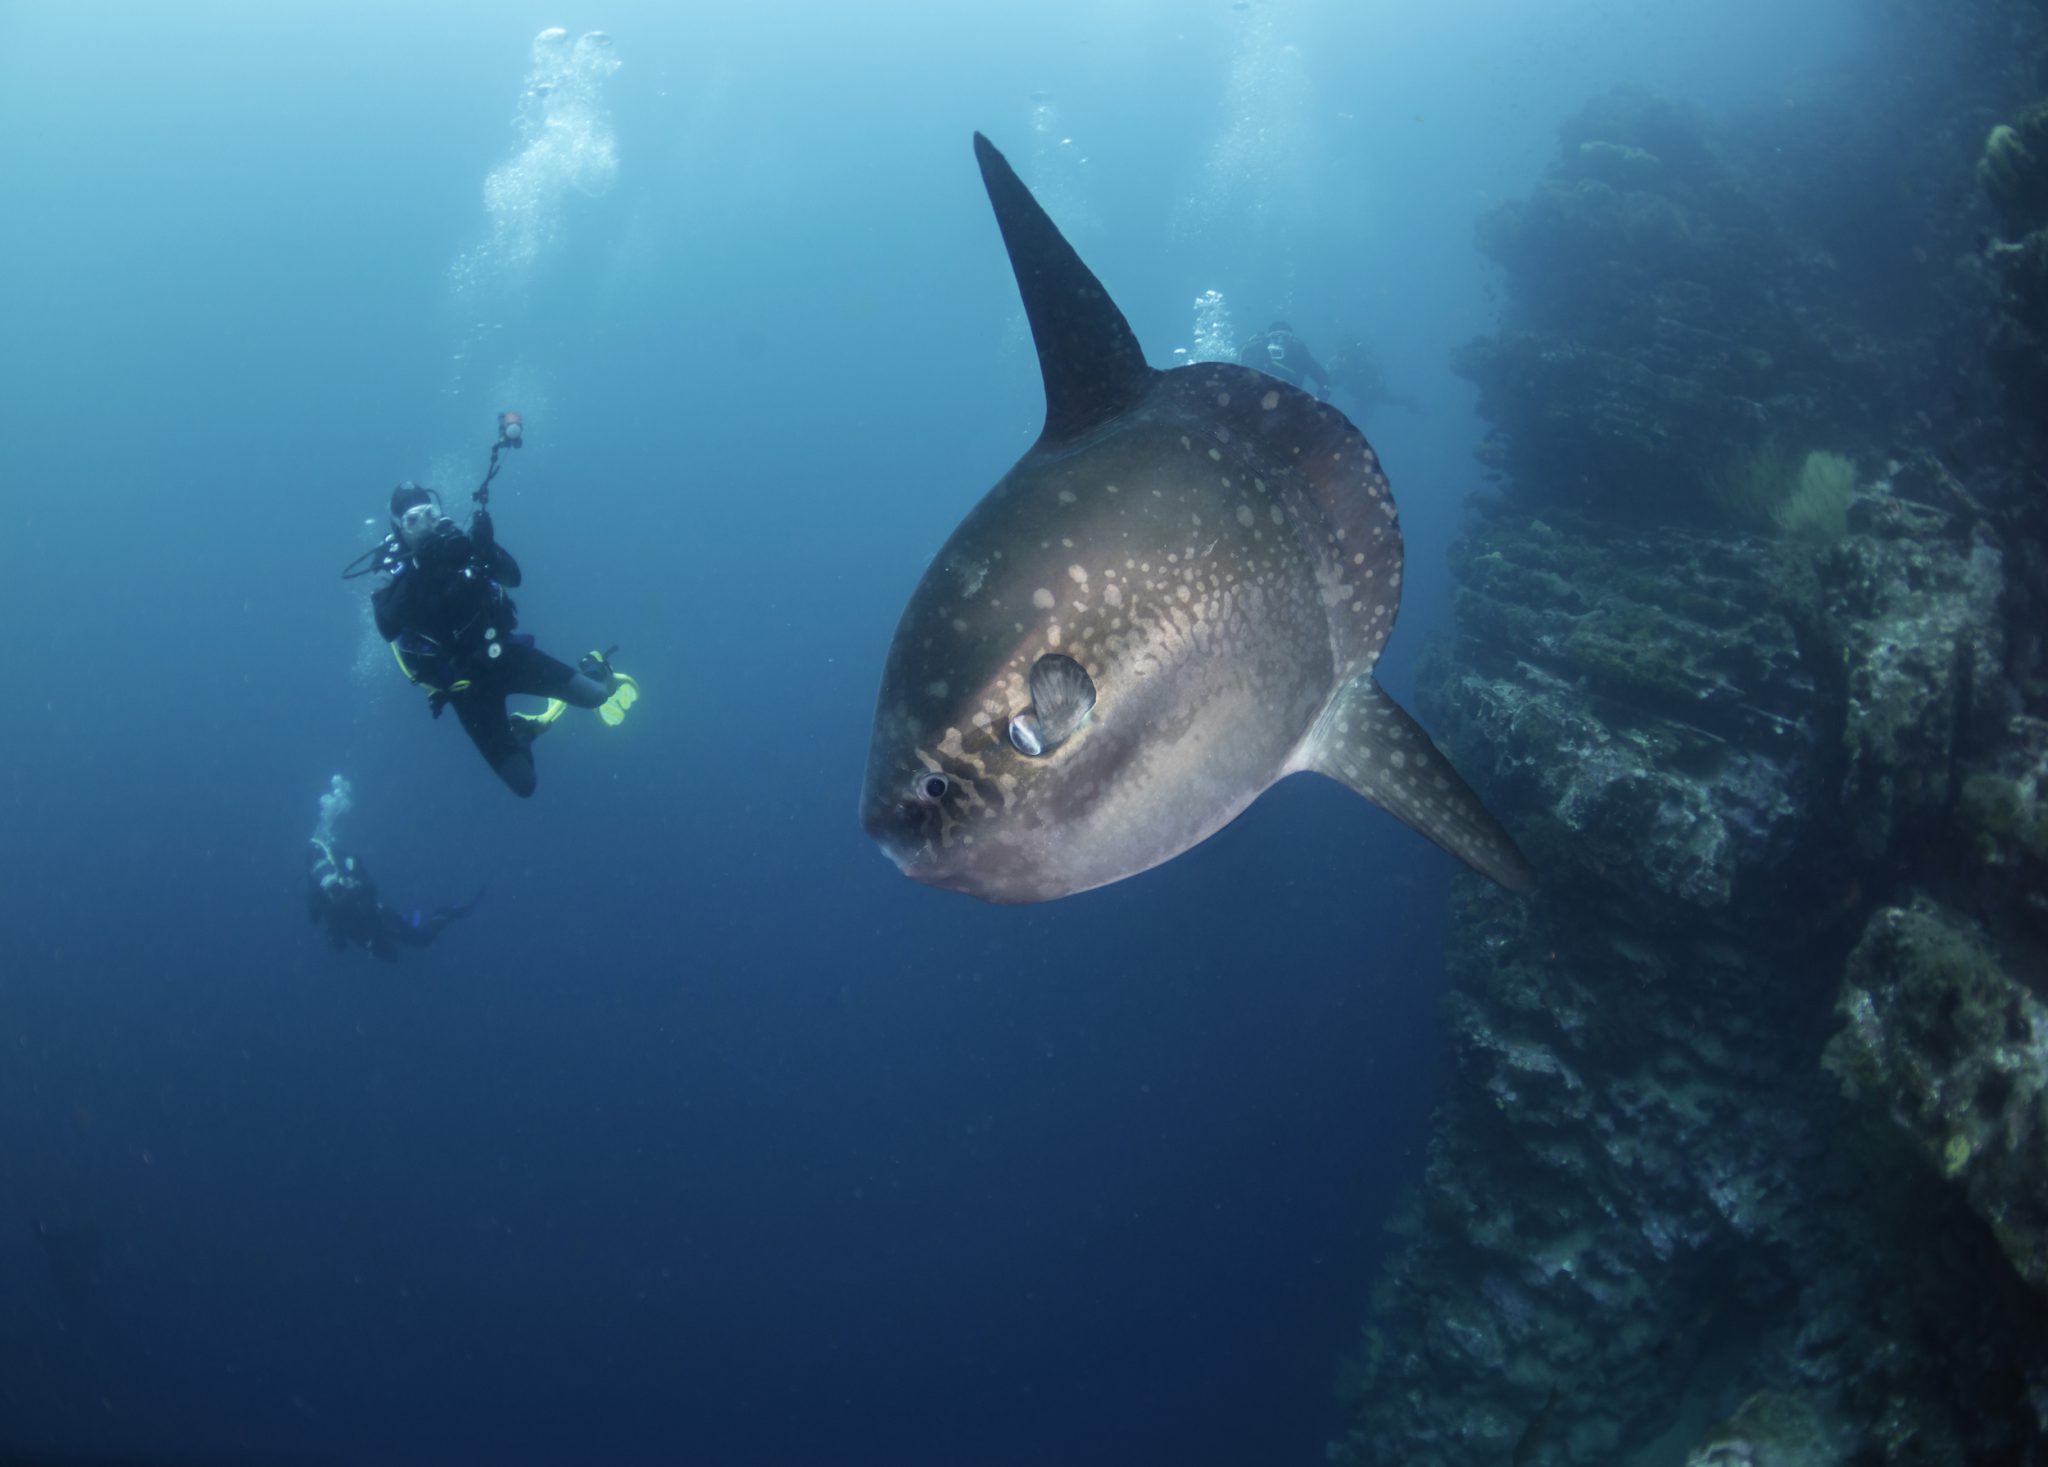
[877, 834, 935, 878]
[858, 793, 935, 876]
[861, 795, 1021, 899]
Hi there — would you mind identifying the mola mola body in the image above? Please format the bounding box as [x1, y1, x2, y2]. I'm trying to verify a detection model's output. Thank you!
[861, 133, 1531, 904]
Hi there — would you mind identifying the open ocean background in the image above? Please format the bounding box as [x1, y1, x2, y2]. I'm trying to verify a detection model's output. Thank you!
[0, 3, 1866, 1463]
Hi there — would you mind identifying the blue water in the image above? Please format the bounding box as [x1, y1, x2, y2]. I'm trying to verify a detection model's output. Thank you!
[0, 3, 1866, 1462]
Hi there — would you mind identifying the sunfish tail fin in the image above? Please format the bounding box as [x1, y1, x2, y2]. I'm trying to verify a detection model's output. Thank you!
[1293, 674, 1535, 893]
[973, 131, 1156, 445]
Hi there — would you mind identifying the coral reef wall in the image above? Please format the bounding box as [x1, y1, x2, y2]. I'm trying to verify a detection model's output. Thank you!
[1333, 6, 2048, 1465]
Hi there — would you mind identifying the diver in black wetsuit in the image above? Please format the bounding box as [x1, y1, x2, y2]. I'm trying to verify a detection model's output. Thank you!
[307, 839, 475, 963]
[1238, 321, 1339, 401]
[355, 415, 630, 796]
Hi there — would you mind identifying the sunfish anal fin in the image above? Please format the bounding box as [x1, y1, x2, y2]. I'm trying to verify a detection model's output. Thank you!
[974, 132, 1156, 445]
[1293, 675, 1535, 893]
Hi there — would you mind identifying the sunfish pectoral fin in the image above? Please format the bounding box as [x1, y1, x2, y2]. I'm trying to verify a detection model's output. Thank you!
[1029, 653, 1095, 742]
[1292, 674, 1535, 893]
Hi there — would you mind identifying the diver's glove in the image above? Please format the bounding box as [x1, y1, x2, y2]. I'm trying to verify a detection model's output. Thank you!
[416, 520, 470, 568]
[427, 689, 450, 719]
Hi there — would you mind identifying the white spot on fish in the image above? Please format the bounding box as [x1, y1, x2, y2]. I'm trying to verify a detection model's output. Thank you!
[1068, 564, 1088, 584]
[1032, 588, 1056, 610]
[1236, 505, 1254, 528]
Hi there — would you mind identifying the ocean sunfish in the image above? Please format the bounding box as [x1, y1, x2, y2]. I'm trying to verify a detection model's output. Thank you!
[860, 133, 1532, 904]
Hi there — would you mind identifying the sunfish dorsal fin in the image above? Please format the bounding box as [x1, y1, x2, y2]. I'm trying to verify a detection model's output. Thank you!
[974, 132, 1156, 445]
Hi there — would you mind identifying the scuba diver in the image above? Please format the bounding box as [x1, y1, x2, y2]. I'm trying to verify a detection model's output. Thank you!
[305, 775, 477, 962]
[1324, 337, 1424, 422]
[1238, 321, 1339, 401]
[343, 412, 638, 796]
[308, 838, 476, 963]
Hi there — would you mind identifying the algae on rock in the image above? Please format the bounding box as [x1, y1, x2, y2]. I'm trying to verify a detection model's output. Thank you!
[1827, 901, 2048, 1295]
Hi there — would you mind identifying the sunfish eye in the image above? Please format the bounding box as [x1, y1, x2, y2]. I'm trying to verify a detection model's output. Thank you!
[1008, 711, 1046, 757]
[910, 772, 951, 803]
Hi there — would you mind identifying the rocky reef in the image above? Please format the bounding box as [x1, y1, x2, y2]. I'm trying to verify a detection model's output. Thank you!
[1829, 900, 2048, 1293]
[1980, 98, 2048, 431]
[1330, 10, 2048, 1465]
[1453, 88, 1888, 527]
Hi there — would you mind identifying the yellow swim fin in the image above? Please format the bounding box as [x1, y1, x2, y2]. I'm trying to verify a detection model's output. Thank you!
[597, 673, 639, 727]
[576, 648, 639, 728]
[510, 698, 570, 745]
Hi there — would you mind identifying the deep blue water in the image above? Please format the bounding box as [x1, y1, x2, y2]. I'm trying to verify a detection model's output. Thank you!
[0, 4, 1865, 1463]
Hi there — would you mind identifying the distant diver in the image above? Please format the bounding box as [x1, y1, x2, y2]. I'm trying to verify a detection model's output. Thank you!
[343, 412, 639, 796]
[1325, 337, 1424, 422]
[1238, 321, 1339, 400]
[306, 776, 477, 962]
